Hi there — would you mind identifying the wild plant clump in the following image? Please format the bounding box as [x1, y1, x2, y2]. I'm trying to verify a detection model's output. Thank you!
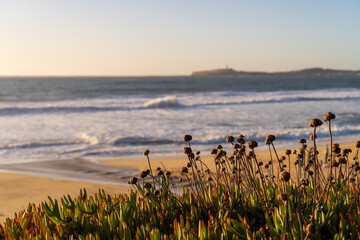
[2, 112, 360, 239]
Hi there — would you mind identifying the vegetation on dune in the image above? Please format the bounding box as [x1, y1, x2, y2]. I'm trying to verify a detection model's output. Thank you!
[2, 112, 360, 239]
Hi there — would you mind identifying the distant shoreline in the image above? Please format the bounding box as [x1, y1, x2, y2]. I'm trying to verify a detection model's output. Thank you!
[192, 67, 360, 77]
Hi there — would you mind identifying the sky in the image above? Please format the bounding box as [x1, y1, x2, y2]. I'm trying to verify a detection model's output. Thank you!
[0, 0, 359, 76]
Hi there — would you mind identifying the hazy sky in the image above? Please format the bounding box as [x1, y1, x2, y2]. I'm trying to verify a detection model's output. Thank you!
[0, 1, 359, 76]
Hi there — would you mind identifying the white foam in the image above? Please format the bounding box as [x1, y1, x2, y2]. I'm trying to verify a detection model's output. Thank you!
[143, 96, 181, 108]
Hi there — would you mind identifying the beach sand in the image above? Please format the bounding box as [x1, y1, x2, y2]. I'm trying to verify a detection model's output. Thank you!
[0, 141, 358, 223]
[0, 172, 129, 223]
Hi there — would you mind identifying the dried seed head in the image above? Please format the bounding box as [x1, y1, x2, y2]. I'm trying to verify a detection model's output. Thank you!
[285, 149, 291, 155]
[339, 158, 347, 164]
[356, 140, 360, 148]
[306, 224, 316, 234]
[187, 162, 192, 168]
[309, 134, 317, 141]
[145, 191, 150, 197]
[156, 167, 161, 171]
[181, 167, 188, 173]
[247, 151, 254, 158]
[154, 190, 160, 196]
[323, 112, 336, 121]
[332, 145, 341, 154]
[293, 150, 297, 154]
[278, 193, 288, 201]
[308, 170, 314, 176]
[183, 134, 192, 142]
[302, 144, 307, 149]
[128, 177, 138, 184]
[157, 170, 164, 176]
[144, 182, 152, 189]
[279, 156, 286, 162]
[247, 140, 258, 149]
[265, 135, 276, 144]
[309, 118, 323, 128]
[350, 177, 356, 183]
[279, 171, 290, 182]
[183, 147, 192, 155]
[196, 151, 200, 155]
[211, 148, 217, 155]
[258, 161, 263, 166]
[166, 171, 171, 177]
[301, 178, 309, 186]
[226, 136, 234, 143]
[299, 138, 306, 144]
[139, 171, 148, 178]
[217, 145, 223, 149]
[237, 135, 245, 144]
[146, 169, 150, 174]
[233, 143, 241, 149]
[143, 149, 150, 156]
[267, 160, 272, 165]
[207, 177, 213, 182]
[265, 164, 269, 169]
[355, 166, 360, 172]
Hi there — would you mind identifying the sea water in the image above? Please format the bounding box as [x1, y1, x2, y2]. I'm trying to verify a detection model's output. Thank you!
[0, 76, 359, 164]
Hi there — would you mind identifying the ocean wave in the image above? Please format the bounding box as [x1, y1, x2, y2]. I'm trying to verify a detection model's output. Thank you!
[143, 96, 182, 108]
[0, 140, 82, 150]
[0, 89, 359, 116]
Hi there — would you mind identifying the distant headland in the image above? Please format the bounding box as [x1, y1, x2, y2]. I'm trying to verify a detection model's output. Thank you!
[191, 67, 360, 77]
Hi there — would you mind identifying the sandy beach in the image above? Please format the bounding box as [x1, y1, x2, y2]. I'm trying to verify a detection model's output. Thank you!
[0, 140, 358, 223]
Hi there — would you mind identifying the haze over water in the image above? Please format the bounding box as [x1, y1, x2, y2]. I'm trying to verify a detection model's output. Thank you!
[0, 76, 359, 164]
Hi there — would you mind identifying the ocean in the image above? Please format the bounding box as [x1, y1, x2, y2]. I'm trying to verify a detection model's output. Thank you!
[0, 76, 359, 164]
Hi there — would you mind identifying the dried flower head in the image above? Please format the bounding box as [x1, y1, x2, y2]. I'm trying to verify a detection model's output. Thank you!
[285, 149, 291, 155]
[265, 135, 275, 144]
[128, 177, 138, 184]
[157, 170, 164, 176]
[309, 118, 323, 128]
[144, 182, 152, 189]
[323, 112, 336, 121]
[356, 140, 360, 148]
[187, 162, 192, 168]
[211, 148, 217, 155]
[247, 140, 258, 149]
[279, 171, 290, 182]
[143, 149, 150, 156]
[181, 167, 188, 173]
[233, 143, 240, 149]
[309, 134, 317, 141]
[301, 178, 309, 186]
[183, 134, 192, 142]
[217, 145, 223, 149]
[299, 138, 306, 144]
[226, 136, 234, 143]
[183, 147, 192, 155]
[154, 190, 160, 196]
[139, 170, 148, 178]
